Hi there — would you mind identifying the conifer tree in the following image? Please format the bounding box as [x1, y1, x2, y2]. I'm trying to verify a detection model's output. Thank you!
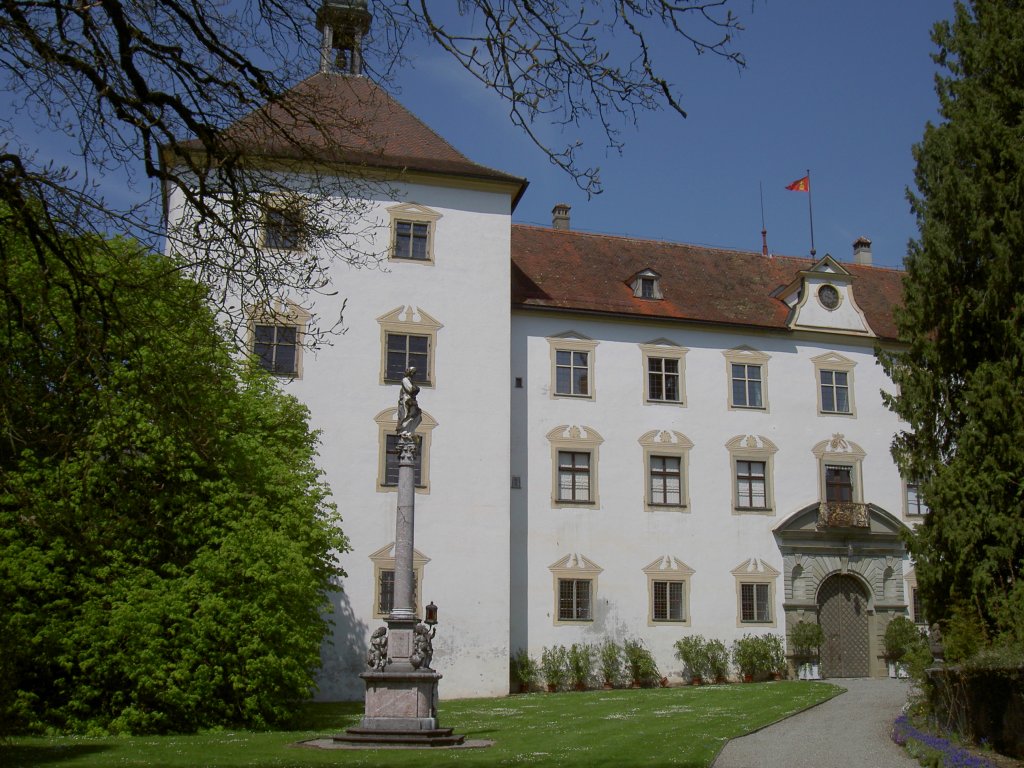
[882, 0, 1024, 644]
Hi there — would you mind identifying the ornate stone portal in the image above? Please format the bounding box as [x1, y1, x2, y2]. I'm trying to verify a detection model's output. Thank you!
[334, 369, 464, 747]
[775, 502, 912, 678]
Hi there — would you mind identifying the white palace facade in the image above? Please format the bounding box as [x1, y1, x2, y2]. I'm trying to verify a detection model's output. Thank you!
[166, 64, 923, 701]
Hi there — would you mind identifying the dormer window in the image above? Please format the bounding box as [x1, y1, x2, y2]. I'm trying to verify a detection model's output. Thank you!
[630, 269, 663, 300]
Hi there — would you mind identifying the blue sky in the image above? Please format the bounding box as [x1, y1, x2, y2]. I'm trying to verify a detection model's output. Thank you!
[389, 1, 952, 269]
[2, 1, 951, 270]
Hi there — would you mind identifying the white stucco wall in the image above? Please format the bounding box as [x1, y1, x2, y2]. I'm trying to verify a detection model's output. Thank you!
[510, 309, 910, 679]
[167, 176, 515, 700]
[167, 169, 917, 693]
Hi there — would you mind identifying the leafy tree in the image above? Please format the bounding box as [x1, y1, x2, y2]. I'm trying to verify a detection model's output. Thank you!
[0, 0, 745, 342]
[0, 210, 348, 734]
[881, 0, 1024, 645]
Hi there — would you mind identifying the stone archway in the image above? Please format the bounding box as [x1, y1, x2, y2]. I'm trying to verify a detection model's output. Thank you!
[818, 574, 871, 678]
[774, 502, 913, 678]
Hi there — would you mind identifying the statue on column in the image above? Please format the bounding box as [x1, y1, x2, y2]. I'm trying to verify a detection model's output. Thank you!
[409, 623, 436, 671]
[397, 366, 422, 438]
[366, 626, 389, 670]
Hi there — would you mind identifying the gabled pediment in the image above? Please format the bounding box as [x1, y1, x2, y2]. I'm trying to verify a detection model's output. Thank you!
[386, 202, 442, 222]
[730, 558, 780, 578]
[642, 337, 683, 349]
[774, 502, 910, 539]
[642, 555, 694, 576]
[638, 429, 693, 449]
[368, 543, 431, 567]
[632, 267, 661, 280]
[803, 254, 851, 279]
[546, 424, 604, 444]
[549, 330, 595, 343]
[376, 305, 444, 330]
[549, 553, 603, 574]
[725, 434, 778, 453]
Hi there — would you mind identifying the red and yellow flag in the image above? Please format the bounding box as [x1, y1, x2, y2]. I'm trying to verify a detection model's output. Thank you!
[786, 176, 810, 192]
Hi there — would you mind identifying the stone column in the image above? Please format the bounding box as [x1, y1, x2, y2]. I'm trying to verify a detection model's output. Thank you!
[390, 434, 416, 623]
[350, 368, 445, 736]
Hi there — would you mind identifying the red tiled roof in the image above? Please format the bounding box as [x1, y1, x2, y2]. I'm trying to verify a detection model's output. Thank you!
[181, 73, 527, 202]
[511, 225, 905, 341]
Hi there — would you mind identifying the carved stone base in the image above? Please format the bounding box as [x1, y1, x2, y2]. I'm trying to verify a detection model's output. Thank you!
[358, 670, 441, 731]
[331, 669, 465, 747]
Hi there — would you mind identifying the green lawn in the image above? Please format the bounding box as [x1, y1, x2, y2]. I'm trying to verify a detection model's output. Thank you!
[2, 681, 842, 768]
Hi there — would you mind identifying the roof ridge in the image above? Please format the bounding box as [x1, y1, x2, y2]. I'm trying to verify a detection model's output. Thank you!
[512, 222, 758, 256]
[511, 223, 904, 272]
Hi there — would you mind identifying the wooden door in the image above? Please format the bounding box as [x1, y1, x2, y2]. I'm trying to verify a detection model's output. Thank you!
[818, 574, 870, 677]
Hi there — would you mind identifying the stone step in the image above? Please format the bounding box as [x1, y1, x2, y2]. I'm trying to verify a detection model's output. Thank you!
[333, 727, 465, 747]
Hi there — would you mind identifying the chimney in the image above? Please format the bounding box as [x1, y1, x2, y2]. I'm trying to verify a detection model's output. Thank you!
[852, 236, 873, 266]
[552, 203, 571, 230]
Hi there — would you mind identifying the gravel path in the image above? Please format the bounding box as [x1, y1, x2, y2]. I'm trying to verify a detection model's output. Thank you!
[713, 678, 919, 768]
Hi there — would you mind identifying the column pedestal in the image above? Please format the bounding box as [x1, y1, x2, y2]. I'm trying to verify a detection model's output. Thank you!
[334, 379, 464, 747]
[358, 669, 441, 731]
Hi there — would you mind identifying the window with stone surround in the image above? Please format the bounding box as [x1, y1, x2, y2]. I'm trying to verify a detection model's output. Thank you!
[377, 306, 443, 387]
[640, 340, 687, 405]
[549, 554, 602, 625]
[548, 333, 597, 399]
[262, 198, 305, 251]
[387, 202, 441, 264]
[643, 556, 693, 625]
[374, 408, 437, 493]
[905, 480, 930, 517]
[812, 435, 865, 505]
[726, 435, 778, 514]
[369, 543, 429, 619]
[812, 352, 856, 416]
[547, 425, 603, 508]
[732, 558, 780, 627]
[723, 346, 770, 411]
[639, 430, 693, 511]
[247, 301, 310, 378]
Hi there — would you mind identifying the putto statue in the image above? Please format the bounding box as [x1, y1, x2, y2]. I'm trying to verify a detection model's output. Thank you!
[397, 366, 422, 437]
[409, 623, 436, 671]
[367, 626, 389, 670]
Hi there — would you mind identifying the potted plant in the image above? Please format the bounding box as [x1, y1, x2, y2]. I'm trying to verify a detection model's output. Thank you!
[790, 620, 824, 680]
[540, 645, 569, 692]
[732, 633, 786, 681]
[598, 640, 623, 689]
[763, 633, 786, 679]
[673, 635, 710, 684]
[705, 638, 730, 683]
[884, 616, 924, 678]
[623, 639, 660, 687]
[510, 648, 539, 693]
[568, 643, 594, 690]
[732, 635, 758, 681]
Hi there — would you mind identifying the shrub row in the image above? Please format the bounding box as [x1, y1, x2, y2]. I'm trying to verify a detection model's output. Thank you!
[512, 640, 661, 691]
[511, 633, 789, 691]
[675, 634, 786, 682]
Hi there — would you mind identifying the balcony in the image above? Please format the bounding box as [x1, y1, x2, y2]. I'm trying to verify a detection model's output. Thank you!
[817, 501, 869, 530]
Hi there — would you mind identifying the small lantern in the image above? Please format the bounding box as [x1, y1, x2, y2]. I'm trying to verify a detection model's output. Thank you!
[424, 601, 438, 626]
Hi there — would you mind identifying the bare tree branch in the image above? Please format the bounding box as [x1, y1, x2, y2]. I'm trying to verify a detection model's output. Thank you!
[0, 0, 746, 347]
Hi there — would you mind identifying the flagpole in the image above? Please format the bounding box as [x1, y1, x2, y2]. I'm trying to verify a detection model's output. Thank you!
[759, 181, 769, 257]
[806, 168, 816, 257]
